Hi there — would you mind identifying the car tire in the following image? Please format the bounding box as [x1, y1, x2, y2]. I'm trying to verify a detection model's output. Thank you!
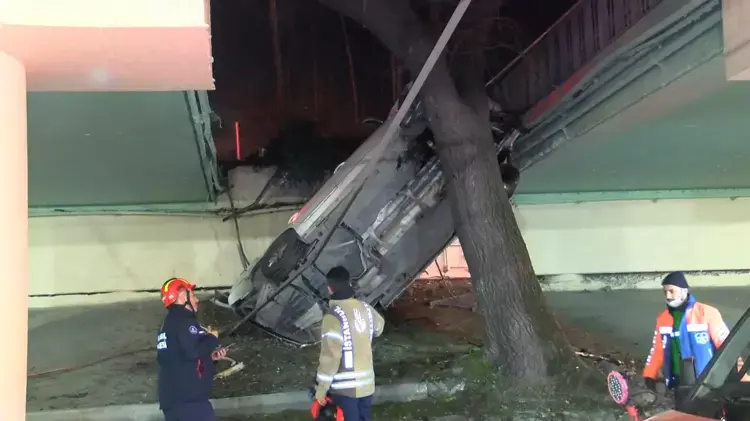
[500, 163, 521, 198]
[259, 228, 309, 284]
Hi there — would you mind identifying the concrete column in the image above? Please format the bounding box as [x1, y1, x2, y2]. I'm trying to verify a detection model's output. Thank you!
[723, 0, 750, 80]
[0, 51, 28, 420]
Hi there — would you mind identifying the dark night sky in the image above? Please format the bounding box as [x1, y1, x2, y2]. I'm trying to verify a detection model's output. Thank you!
[208, 0, 574, 163]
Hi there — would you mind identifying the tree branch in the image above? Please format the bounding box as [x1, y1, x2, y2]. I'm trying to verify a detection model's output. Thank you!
[316, 0, 437, 78]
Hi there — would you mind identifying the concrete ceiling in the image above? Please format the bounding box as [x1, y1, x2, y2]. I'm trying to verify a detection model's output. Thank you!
[28, 92, 213, 208]
[1, 0, 213, 91]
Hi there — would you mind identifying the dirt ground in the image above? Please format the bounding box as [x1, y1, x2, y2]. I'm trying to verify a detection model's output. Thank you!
[215, 280, 647, 421]
[205, 287, 478, 398]
[389, 280, 639, 364]
[212, 279, 640, 398]
[26, 280, 639, 412]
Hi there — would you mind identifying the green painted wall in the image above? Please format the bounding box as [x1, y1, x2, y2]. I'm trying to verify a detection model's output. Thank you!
[519, 81, 750, 194]
[28, 92, 211, 207]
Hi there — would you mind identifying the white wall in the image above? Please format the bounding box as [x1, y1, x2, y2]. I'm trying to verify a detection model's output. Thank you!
[28, 197, 750, 303]
[29, 210, 294, 296]
[516, 197, 750, 274]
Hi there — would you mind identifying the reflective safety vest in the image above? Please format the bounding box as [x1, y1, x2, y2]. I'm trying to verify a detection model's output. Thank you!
[643, 295, 730, 388]
[314, 298, 385, 401]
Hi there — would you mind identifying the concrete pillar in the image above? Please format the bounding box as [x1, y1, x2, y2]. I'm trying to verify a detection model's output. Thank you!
[0, 51, 28, 420]
[723, 0, 750, 80]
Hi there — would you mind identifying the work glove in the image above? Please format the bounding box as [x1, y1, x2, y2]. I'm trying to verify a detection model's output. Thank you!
[310, 396, 338, 421]
[310, 399, 323, 419]
[309, 397, 330, 419]
[644, 377, 657, 393]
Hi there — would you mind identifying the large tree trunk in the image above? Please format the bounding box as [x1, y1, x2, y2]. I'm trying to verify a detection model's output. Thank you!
[317, 0, 572, 383]
[428, 50, 571, 381]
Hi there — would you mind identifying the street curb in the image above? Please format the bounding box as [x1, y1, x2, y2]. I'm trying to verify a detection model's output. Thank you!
[30, 271, 750, 308]
[425, 410, 625, 421]
[26, 379, 466, 421]
[540, 272, 750, 292]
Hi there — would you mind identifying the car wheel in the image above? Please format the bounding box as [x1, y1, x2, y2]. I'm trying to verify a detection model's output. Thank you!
[259, 228, 309, 284]
[500, 163, 521, 198]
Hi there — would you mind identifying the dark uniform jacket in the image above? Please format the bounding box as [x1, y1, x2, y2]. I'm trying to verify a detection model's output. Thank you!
[314, 298, 385, 401]
[157, 305, 219, 410]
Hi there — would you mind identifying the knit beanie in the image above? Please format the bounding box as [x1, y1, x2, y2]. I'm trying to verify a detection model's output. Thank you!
[661, 271, 689, 289]
[326, 266, 354, 299]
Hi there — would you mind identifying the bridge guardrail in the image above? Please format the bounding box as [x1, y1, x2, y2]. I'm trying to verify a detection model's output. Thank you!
[488, 0, 664, 114]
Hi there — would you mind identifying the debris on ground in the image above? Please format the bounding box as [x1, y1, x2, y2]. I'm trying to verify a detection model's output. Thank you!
[204, 278, 643, 399]
[391, 279, 642, 371]
[202, 298, 478, 398]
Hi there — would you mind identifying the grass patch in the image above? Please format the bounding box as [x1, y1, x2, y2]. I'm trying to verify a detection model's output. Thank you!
[227, 349, 618, 421]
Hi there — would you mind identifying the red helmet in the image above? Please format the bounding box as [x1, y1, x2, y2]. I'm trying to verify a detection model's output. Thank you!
[161, 277, 196, 307]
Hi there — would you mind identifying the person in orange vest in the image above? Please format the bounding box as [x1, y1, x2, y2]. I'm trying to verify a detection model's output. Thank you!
[643, 271, 731, 392]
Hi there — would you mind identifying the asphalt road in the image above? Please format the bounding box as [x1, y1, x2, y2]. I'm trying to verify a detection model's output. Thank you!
[546, 287, 750, 354]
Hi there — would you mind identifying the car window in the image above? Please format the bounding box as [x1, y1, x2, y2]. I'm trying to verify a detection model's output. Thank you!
[718, 331, 750, 393]
[691, 308, 750, 400]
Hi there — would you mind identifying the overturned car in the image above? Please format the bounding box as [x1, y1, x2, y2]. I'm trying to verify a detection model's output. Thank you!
[226, 93, 523, 345]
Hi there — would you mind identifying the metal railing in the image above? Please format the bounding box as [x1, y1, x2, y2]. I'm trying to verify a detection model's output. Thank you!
[488, 0, 664, 114]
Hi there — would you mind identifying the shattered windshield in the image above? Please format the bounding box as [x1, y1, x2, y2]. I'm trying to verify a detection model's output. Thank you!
[691, 308, 750, 401]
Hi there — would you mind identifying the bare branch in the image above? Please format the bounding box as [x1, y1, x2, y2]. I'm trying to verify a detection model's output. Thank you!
[317, 0, 437, 78]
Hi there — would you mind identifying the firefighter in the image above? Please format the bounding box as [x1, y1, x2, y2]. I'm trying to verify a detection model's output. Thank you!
[643, 271, 731, 392]
[312, 266, 385, 421]
[157, 277, 227, 421]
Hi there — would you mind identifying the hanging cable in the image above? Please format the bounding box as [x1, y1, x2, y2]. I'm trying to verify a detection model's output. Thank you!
[221, 167, 283, 270]
[226, 184, 251, 269]
[221, 168, 279, 222]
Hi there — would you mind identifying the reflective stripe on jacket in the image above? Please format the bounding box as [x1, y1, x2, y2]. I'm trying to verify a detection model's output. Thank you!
[643, 295, 729, 387]
[315, 298, 385, 401]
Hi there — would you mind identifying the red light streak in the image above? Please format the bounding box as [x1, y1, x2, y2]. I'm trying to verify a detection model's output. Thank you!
[234, 121, 241, 161]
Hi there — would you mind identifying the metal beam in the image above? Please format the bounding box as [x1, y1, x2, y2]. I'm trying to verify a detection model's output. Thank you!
[516, 0, 723, 171]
